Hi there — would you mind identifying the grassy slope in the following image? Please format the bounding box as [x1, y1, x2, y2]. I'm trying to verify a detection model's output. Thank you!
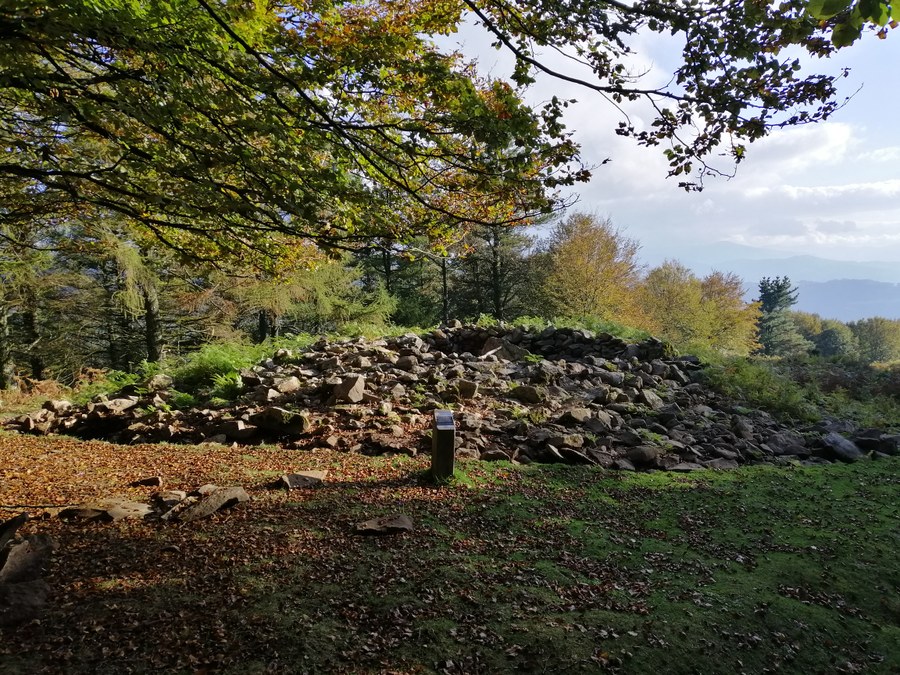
[0, 434, 898, 674]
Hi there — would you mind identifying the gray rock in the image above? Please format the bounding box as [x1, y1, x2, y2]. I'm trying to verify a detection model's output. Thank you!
[559, 408, 592, 425]
[511, 385, 543, 404]
[152, 490, 187, 510]
[217, 419, 259, 441]
[480, 449, 511, 462]
[703, 458, 739, 470]
[42, 399, 72, 415]
[456, 380, 479, 399]
[626, 445, 659, 466]
[820, 432, 864, 462]
[396, 355, 419, 371]
[333, 375, 366, 403]
[670, 462, 705, 472]
[145, 374, 174, 391]
[179, 487, 250, 522]
[274, 376, 302, 394]
[59, 499, 154, 523]
[0, 579, 50, 628]
[480, 337, 529, 361]
[0, 534, 55, 584]
[639, 389, 665, 410]
[250, 407, 311, 434]
[0, 514, 28, 554]
[354, 514, 414, 535]
[277, 471, 328, 489]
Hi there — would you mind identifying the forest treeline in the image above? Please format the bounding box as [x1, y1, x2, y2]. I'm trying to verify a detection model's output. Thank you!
[2, 212, 899, 389]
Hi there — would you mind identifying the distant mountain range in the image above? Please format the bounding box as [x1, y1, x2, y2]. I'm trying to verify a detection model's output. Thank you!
[640, 242, 900, 322]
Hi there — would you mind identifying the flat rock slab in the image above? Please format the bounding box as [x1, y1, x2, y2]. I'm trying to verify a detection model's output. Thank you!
[130, 476, 163, 488]
[0, 579, 50, 629]
[354, 514, 414, 536]
[178, 487, 250, 522]
[0, 535, 56, 584]
[59, 499, 154, 523]
[0, 514, 28, 554]
[276, 471, 328, 490]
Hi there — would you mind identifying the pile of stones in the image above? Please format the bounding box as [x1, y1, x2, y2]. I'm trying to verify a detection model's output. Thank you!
[5, 324, 898, 471]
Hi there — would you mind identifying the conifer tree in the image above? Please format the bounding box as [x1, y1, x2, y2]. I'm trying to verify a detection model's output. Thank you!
[756, 277, 812, 357]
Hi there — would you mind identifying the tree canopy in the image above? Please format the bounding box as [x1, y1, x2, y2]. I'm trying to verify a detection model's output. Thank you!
[1, 0, 894, 265]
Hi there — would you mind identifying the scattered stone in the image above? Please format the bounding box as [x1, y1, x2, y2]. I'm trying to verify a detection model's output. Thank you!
[130, 476, 163, 488]
[819, 432, 864, 463]
[333, 375, 366, 403]
[250, 407, 311, 434]
[626, 446, 659, 466]
[354, 514, 414, 535]
[456, 380, 479, 399]
[217, 420, 258, 441]
[274, 376, 302, 394]
[5, 322, 893, 475]
[511, 385, 543, 404]
[59, 499, 154, 522]
[276, 471, 328, 489]
[0, 579, 50, 628]
[178, 487, 250, 522]
[42, 399, 72, 415]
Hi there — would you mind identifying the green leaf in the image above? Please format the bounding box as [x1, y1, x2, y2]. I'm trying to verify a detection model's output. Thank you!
[831, 21, 863, 45]
[807, 0, 853, 19]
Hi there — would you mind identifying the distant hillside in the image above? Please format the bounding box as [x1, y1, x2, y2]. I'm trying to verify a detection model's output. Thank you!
[644, 242, 900, 321]
[793, 279, 900, 322]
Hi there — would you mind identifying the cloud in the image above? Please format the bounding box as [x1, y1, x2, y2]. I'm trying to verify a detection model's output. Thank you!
[814, 219, 860, 234]
[857, 146, 900, 163]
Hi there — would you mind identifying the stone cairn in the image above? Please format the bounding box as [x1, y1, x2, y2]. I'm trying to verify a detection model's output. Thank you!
[5, 324, 898, 471]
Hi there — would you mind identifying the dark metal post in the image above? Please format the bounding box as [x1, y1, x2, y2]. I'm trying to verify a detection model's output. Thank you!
[431, 409, 456, 482]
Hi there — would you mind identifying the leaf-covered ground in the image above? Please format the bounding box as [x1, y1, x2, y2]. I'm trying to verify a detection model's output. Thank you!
[1, 432, 898, 674]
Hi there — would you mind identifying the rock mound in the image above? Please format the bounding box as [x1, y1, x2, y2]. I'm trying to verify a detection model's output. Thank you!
[5, 324, 897, 471]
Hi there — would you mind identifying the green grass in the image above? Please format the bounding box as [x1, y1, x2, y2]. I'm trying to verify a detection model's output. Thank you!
[7, 455, 895, 674]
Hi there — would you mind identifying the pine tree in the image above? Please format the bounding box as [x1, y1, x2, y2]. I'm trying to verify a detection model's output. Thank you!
[756, 277, 811, 357]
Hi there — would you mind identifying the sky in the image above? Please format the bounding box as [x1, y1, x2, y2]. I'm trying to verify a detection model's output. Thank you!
[444, 18, 900, 268]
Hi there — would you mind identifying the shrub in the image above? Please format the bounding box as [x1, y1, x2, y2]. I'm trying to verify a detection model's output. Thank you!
[172, 342, 266, 390]
[699, 356, 819, 422]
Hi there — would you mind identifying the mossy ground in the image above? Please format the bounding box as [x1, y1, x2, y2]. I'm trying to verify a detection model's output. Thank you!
[0, 434, 897, 673]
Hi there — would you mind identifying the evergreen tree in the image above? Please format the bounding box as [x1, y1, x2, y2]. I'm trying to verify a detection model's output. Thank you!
[756, 277, 811, 357]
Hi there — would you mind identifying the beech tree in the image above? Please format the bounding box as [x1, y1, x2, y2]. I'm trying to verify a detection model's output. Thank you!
[638, 263, 759, 353]
[540, 214, 642, 322]
[2, 0, 895, 265]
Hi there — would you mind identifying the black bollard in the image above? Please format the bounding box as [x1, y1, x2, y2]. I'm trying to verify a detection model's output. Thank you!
[431, 409, 456, 482]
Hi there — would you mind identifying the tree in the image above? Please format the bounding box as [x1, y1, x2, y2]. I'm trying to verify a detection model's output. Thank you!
[637, 263, 759, 353]
[540, 214, 642, 322]
[815, 319, 860, 358]
[756, 277, 812, 356]
[453, 226, 538, 322]
[849, 317, 900, 362]
[1, 0, 891, 265]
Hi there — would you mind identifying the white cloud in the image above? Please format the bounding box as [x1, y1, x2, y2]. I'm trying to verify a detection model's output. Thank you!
[857, 146, 900, 163]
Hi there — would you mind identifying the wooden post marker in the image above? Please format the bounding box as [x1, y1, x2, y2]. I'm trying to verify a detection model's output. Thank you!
[431, 409, 456, 482]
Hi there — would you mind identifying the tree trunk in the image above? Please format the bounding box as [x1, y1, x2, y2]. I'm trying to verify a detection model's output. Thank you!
[0, 303, 14, 390]
[21, 306, 44, 381]
[440, 256, 449, 325]
[381, 248, 393, 293]
[256, 310, 271, 343]
[142, 285, 162, 362]
[490, 227, 503, 321]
